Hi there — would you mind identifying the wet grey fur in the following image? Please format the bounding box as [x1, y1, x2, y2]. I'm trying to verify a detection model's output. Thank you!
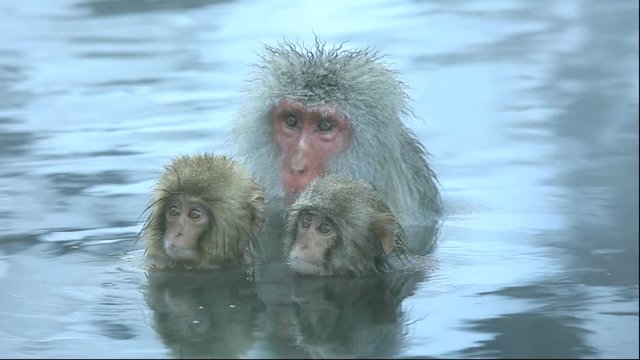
[228, 38, 443, 225]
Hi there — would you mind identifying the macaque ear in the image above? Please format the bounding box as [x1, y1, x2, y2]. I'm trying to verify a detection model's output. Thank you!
[373, 213, 397, 254]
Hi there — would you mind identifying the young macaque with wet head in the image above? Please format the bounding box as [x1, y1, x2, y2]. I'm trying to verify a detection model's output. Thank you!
[229, 38, 443, 225]
[141, 153, 266, 269]
[283, 174, 407, 277]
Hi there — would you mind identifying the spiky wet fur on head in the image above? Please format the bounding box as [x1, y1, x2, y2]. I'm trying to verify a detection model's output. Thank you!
[283, 174, 407, 277]
[142, 153, 265, 269]
[229, 38, 443, 225]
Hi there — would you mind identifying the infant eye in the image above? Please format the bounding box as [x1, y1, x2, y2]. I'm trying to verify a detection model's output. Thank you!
[168, 205, 180, 217]
[284, 115, 299, 128]
[317, 119, 334, 132]
[188, 208, 203, 220]
[300, 214, 311, 229]
[317, 222, 333, 235]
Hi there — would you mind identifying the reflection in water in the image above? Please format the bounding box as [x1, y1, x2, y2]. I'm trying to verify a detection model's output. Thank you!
[144, 263, 429, 359]
[251, 262, 428, 359]
[74, 0, 231, 17]
[460, 312, 597, 358]
[144, 268, 264, 358]
[541, 0, 639, 288]
[458, 284, 601, 358]
[288, 271, 420, 358]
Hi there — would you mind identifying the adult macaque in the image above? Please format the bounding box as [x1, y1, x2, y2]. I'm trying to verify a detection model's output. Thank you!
[229, 39, 443, 225]
[283, 174, 407, 277]
[141, 153, 266, 269]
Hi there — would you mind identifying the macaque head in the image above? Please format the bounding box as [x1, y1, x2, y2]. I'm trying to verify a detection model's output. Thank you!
[230, 39, 443, 224]
[141, 153, 266, 269]
[283, 174, 407, 277]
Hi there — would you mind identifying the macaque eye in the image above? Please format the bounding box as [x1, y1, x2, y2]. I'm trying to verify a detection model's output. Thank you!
[317, 119, 334, 132]
[168, 205, 180, 217]
[188, 208, 203, 220]
[284, 115, 299, 128]
[317, 222, 333, 235]
[300, 214, 312, 229]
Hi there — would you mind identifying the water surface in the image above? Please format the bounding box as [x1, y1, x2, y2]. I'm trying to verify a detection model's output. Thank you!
[0, 0, 638, 358]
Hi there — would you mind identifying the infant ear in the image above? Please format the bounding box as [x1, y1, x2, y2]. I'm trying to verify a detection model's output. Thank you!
[372, 213, 397, 254]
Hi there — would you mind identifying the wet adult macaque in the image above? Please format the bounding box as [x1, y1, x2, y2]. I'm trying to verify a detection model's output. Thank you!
[230, 39, 443, 224]
[141, 153, 266, 269]
[283, 174, 407, 276]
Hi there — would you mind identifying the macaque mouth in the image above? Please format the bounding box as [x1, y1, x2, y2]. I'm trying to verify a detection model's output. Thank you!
[165, 244, 199, 261]
[287, 255, 328, 276]
[282, 171, 321, 195]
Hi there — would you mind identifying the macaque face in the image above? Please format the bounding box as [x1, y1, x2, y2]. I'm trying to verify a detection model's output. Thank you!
[288, 212, 338, 276]
[163, 196, 211, 263]
[283, 176, 403, 277]
[272, 100, 351, 194]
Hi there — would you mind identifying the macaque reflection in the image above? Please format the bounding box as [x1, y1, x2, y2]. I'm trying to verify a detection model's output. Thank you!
[230, 39, 443, 226]
[141, 153, 265, 269]
[251, 262, 423, 358]
[288, 273, 418, 358]
[284, 174, 407, 276]
[144, 269, 264, 358]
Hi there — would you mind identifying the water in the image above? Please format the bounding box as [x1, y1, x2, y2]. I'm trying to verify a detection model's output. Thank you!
[1, 0, 637, 358]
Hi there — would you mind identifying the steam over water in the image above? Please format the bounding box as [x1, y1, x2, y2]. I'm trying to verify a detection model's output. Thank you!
[0, 0, 637, 358]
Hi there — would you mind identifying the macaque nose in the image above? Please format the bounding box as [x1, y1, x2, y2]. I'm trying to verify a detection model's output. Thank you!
[289, 163, 307, 175]
[289, 149, 308, 175]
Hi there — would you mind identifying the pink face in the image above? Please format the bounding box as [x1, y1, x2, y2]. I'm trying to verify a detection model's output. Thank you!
[272, 99, 351, 194]
[163, 196, 209, 263]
